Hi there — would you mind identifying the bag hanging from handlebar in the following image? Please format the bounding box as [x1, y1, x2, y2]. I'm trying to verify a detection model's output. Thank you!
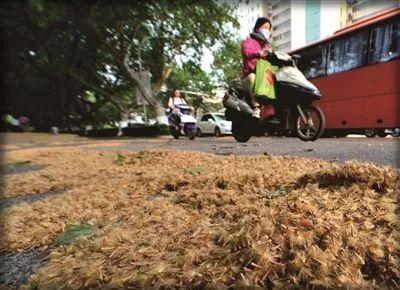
[254, 59, 278, 100]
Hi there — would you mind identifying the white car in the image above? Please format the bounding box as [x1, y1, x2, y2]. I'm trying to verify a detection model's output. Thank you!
[197, 113, 232, 137]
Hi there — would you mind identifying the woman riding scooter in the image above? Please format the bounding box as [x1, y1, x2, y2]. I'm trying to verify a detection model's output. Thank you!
[241, 17, 278, 123]
[168, 88, 187, 111]
[166, 88, 197, 140]
[167, 88, 187, 130]
[225, 17, 326, 142]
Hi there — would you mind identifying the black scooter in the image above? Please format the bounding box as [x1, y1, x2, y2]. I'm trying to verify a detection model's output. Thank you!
[223, 51, 326, 142]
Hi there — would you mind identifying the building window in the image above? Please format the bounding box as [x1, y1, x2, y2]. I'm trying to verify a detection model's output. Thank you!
[369, 20, 400, 64]
[272, 8, 290, 22]
[353, 1, 399, 21]
[274, 31, 291, 41]
[284, 31, 291, 38]
[297, 44, 327, 79]
[277, 41, 291, 52]
[353, 1, 373, 13]
[272, 0, 289, 10]
[274, 19, 291, 31]
[327, 31, 369, 74]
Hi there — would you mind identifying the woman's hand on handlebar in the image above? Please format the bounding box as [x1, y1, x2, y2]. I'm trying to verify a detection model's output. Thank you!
[259, 48, 273, 59]
[259, 49, 268, 58]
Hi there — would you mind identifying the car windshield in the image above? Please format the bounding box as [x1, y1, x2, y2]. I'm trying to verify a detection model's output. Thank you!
[213, 114, 226, 121]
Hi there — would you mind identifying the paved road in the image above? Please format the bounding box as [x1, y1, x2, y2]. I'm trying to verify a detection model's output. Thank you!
[2, 133, 397, 167]
[83, 135, 399, 168]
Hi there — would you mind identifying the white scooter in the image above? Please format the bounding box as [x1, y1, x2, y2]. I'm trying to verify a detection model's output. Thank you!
[166, 104, 197, 140]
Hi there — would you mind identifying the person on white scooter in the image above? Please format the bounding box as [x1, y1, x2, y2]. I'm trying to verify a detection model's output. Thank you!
[241, 17, 276, 120]
[168, 88, 187, 112]
[167, 88, 186, 129]
[166, 88, 197, 139]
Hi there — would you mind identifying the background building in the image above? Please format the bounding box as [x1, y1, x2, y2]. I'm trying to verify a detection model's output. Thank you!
[230, 0, 269, 38]
[265, 0, 342, 51]
[340, 0, 400, 26]
[232, 0, 399, 52]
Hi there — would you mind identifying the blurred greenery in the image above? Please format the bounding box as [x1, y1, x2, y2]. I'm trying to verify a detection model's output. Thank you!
[55, 224, 96, 246]
[10, 160, 32, 167]
[186, 166, 205, 175]
[212, 39, 242, 87]
[115, 153, 126, 166]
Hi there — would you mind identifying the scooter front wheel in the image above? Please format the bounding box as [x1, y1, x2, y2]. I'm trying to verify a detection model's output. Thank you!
[295, 105, 325, 142]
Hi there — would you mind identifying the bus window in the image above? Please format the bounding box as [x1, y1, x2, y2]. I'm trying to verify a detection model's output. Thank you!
[297, 44, 327, 79]
[327, 31, 369, 74]
[369, 20, 400, 64]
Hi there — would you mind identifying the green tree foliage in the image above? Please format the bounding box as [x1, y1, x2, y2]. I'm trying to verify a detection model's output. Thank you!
[163, 61, 228, 115]
[212, 39, 243, 87]
[1, 0, 238, 130]
[168, 63, 214, 95]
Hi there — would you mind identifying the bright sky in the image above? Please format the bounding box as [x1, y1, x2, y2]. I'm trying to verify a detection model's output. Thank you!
[200, 2, 247, 73]
[200, 47, 214, 73]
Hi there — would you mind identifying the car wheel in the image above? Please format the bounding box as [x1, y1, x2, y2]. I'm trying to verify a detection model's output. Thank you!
[391, 128, 400, 137]
[377, 130, 388, 138]
[365, 128, 376, 138]
[215, 127, 222, 137]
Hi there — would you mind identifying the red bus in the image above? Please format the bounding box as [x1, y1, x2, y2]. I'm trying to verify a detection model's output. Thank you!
[290, 8, 400, 137]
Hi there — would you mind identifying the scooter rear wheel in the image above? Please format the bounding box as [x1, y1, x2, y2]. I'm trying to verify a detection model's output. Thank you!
[188, 130, 196, 140]
[183, 124, 196, 140]
[232, 121, 251, 143]
[170, 126, 180, 139]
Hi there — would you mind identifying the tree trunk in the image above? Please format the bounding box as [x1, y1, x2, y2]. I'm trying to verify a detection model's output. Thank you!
[118, 51, 167, 125]
[152, 66, 172, 95]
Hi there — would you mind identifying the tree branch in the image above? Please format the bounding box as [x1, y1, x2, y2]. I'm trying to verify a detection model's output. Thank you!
[116, 47, 166, 119]
[65, 68, 124, 113]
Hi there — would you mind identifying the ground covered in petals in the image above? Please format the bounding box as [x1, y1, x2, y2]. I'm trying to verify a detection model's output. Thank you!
[1, 147, 399, 289]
